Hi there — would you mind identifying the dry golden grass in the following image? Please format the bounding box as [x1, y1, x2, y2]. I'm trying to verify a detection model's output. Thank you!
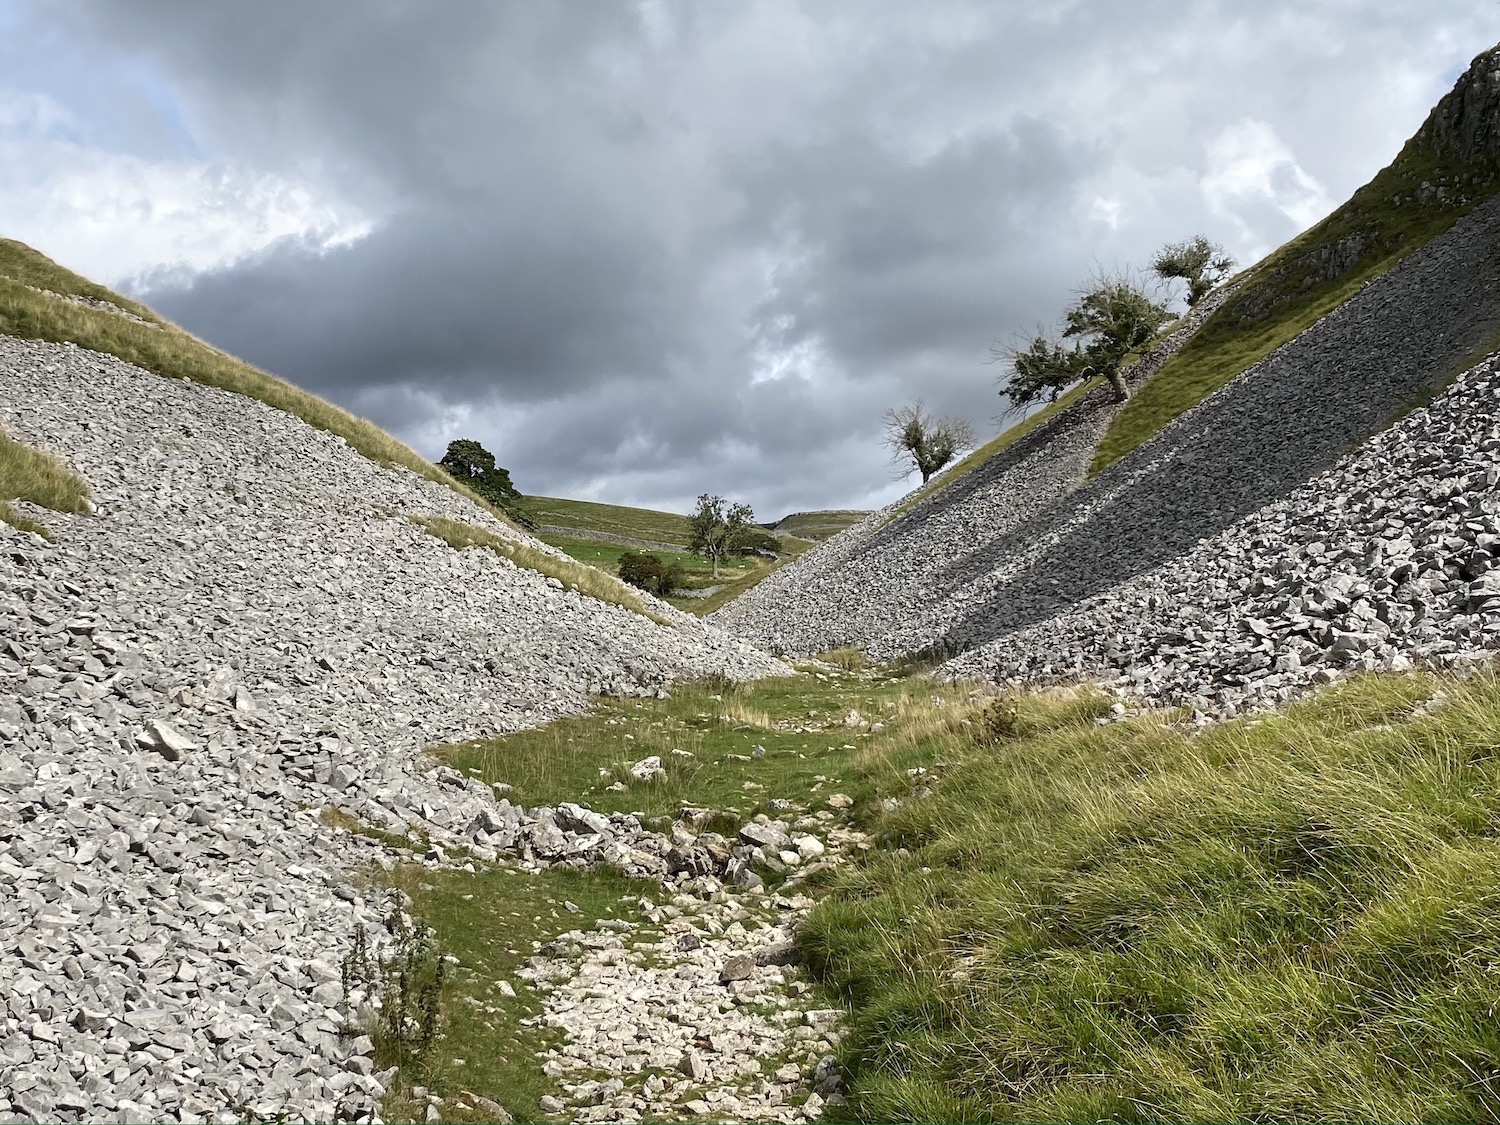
[0, 427, 91, 538]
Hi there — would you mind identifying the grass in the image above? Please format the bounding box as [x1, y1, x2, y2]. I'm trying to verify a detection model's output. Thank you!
[0, 426, 91, 537]
[431, 670, 948, 825]
[796, 668, 1500, 1122]
[409, 516, 674, 626]
[519, 495, 694, 546]
[538, 536, 760, 576]
[0, 239, 515, 525]
[1090, 107, 1500, 475]
[771, 511, 870, 541]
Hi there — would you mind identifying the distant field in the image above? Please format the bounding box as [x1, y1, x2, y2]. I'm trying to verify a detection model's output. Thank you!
[539, 531, 813, 618]
[770, 510, 868, 541]
[520, 495, 693, 545]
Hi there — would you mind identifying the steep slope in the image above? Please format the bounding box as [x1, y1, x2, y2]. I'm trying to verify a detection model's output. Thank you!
[0, 335, 786, 1121]
[716, 48, 1500, 665]
[710, 281, 1240, 654]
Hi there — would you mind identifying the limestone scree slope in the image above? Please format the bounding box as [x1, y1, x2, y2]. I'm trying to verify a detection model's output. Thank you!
[0, 334, 787, 1122]
[714, 47, 1500, 710]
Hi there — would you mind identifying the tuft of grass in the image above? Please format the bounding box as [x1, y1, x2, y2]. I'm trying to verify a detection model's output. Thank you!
[798, 667, 1500, 1122]
[0, 240, 515, 525]
[1090, 97, 1500, 475]
[408, 515, 674, 626]
[0, 426, 91, 538]
[817, 648, 868, 672]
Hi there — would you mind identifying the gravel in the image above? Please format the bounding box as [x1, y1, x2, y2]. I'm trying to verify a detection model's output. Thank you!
[0, 335, 789, 1123]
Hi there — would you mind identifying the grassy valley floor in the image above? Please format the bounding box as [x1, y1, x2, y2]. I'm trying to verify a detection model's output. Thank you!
[325, 659, 1500, 1123]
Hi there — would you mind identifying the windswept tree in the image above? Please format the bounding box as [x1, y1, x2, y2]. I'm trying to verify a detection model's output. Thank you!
[998, 274, 1171, 407]
[882, 403, 977, 484]
[1151, 235, 1236, 307]
[1060, 275, 1173, 402]
[688, 493, 755, 578]
[437, 438, 534, 528]
[1000, 334, 1091, 409]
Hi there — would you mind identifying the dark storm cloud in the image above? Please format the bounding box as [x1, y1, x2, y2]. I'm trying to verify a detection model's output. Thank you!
[23, 0, 1500, 513]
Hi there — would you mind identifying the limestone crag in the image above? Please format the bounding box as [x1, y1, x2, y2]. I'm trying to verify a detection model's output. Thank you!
[716, 193, 1500, 670]
[0, 334, 788, 1123]
[944, 350, 1500, 716]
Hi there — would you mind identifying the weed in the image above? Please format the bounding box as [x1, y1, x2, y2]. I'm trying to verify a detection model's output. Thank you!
[342, 903, 447, 1071]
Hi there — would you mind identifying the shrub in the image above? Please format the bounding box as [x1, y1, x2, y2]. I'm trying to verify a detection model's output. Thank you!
[618, 550, 683, 596]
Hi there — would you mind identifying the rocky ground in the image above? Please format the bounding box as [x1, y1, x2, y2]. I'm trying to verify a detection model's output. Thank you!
[715, 195, 1500, 669]
[944, 349, 1500, 716]
[0, 335, 795, 1123]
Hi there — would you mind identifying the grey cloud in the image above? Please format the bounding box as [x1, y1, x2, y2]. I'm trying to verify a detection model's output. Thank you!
[21, 0, 1500, 515]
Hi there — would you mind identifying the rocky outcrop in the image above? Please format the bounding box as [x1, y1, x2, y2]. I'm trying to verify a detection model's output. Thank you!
[0, 334, 788, 1123]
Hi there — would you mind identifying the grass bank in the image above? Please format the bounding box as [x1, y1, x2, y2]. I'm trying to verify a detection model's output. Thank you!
[521, 495, 694, 545]
[0, 427, 91, 537]
[798, 669, 1500, 1122]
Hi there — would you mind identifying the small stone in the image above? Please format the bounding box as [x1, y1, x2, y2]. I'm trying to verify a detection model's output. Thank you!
[538, 1094, 566, 1114]
[719, 953, 755, 983]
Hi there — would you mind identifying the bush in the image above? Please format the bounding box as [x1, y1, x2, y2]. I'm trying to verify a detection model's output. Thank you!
[735, 528, 783, 556]
[618, 551, 683, 596]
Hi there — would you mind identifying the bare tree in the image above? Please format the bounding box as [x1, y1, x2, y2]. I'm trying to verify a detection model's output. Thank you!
[883, 403, 977, 484]
[1151, 235, 1236, 307]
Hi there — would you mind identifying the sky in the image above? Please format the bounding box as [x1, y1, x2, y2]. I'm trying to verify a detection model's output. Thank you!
[3, 2, 1498, 518]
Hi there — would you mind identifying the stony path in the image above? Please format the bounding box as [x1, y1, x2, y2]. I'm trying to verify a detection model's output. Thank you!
[0, 335, 788, 1123]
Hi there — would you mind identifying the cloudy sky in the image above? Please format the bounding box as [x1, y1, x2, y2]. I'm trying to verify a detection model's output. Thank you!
[3, 2, 1498, 517]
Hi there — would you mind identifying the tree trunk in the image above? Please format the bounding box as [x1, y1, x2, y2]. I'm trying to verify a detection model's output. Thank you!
[1107, 370, 1131, 402]
[711, 552, 719, 579]
[920, 468, 932, 484]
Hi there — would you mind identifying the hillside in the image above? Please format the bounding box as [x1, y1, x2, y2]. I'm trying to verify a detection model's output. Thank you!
[8, 41, 1500, 1125]
[715, 46, 1500, 670]
[0, 321, 794, 1120]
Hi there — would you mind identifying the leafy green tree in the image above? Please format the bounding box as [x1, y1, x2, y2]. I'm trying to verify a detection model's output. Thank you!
[882, 403, 978, 483]
[437, 439, 534, 528]
[1151, 235, 1236, 307]
[1061, 276, 1173, 402]
[1000, 275, 1172, 407]
[688, 494, 755, 578]
[617, 551, 683, 596]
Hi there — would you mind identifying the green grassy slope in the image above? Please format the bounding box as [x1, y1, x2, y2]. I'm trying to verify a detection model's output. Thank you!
[799, 669, 1500, 1122]
[1091, 48, 1500, 474]
[520, 494, 694, 544]
[770, 510, 869, 541]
